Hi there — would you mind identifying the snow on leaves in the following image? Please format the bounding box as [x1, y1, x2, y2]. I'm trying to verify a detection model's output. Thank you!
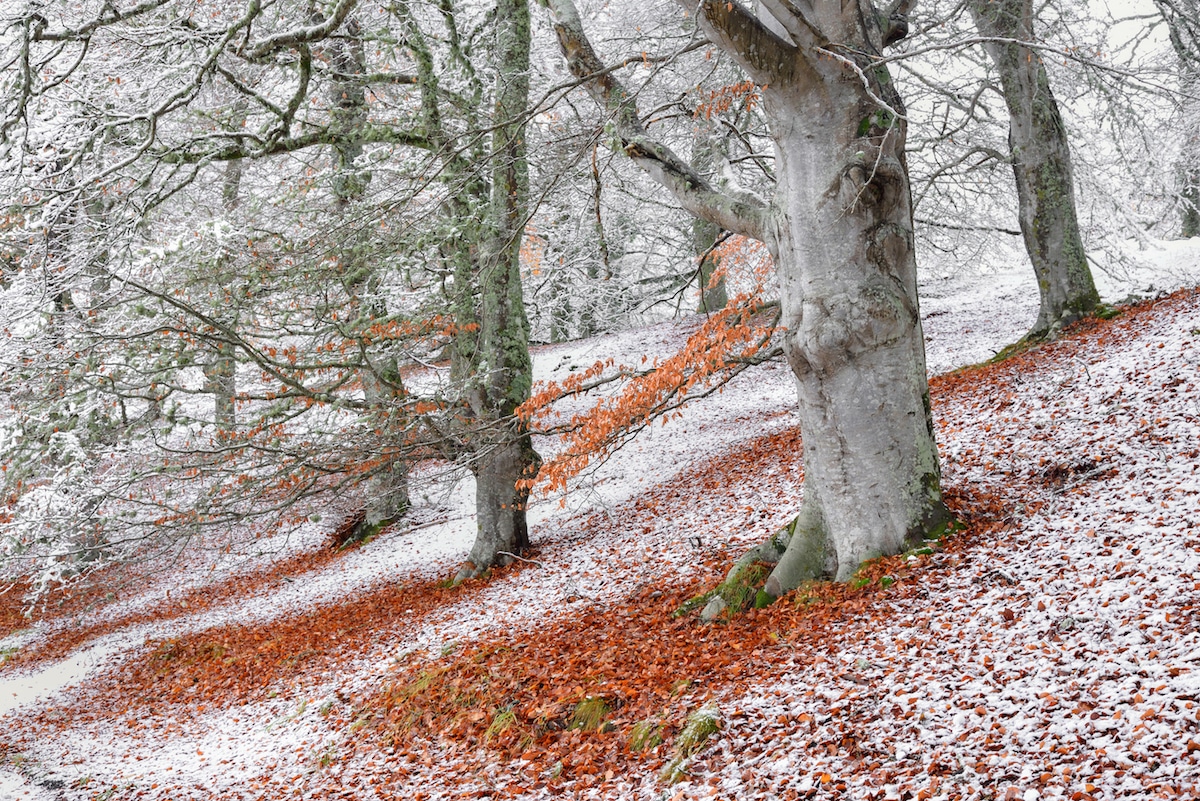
[1, 289, 1200, 799]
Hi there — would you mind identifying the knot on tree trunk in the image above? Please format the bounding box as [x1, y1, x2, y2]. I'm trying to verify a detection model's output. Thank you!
[787, 281, 915, 375]
[835, 154, 905, 214]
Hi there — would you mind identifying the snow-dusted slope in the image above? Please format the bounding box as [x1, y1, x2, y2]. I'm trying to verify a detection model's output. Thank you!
[0, 240, 1198, 799]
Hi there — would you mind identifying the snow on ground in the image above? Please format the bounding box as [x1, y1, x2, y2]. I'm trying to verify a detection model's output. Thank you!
[1, 240, 1199, 798]
[677, 287, 1200, 800]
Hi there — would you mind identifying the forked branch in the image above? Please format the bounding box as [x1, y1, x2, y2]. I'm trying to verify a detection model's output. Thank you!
[540, 0, 770, 243]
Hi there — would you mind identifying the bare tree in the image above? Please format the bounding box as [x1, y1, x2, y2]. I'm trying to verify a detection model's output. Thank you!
[965, 0, 1101, 337]
[0, 0, 541, 590]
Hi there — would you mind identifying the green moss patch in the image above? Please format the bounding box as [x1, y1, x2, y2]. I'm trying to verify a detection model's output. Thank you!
[676, 561, 772, 620]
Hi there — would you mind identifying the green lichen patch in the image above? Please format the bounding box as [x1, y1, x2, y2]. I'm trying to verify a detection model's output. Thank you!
[925, 516, 966, 541]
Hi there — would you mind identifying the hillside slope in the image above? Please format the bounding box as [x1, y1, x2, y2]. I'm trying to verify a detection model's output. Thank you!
[2, 249, 1200, 800]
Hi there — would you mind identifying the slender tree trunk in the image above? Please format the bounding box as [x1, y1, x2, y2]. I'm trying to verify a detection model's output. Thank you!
[453, 0, 540, 582]
[577, 146, 609, 338]
[361, 361, 411, 528]
[692, 126, 728, 314]
[207, 151, 243, 432]
[968, 0, 1100, 338]
[1157, 0, 1200, 237]
[329, 17, 410, 532]
[1183, 156, 1200, 238]
[694, 220, 728, 314]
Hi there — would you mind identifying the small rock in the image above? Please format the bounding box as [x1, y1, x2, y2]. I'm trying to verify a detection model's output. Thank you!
[700, 596, 727, 623]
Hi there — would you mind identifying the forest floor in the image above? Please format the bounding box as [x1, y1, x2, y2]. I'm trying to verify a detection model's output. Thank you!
[2, 242, 1200, 800]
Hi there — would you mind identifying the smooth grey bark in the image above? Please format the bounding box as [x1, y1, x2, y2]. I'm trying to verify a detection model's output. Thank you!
[967, 0, 1100, 338]
[544, 0, 951, 590]
[453, 0, 541, 582]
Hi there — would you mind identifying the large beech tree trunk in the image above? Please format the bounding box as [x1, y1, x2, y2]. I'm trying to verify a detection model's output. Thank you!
[968, 0, 1100, 338]
[768, 117, 947, 583]
[545, 0, 951, 593]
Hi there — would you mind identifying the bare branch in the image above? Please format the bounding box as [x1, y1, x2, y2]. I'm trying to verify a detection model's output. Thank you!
[540, 0, 770, 243]
[242, 0, 359, 60]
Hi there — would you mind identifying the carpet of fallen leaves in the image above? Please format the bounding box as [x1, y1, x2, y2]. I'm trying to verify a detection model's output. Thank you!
[2, 288, 1199, 800]
[0, 538, 352, 670]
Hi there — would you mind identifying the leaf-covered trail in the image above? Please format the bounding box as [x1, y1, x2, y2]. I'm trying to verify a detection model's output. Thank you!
[2, 253, 1200, 798]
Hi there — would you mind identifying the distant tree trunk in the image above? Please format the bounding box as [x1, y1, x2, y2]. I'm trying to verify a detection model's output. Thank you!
[548, 271, 574, 343]
[453, 0, 540, 581]
[967, 0, 1100, 338]
[206, 152, 242, 432]
[694, 219, 728, 314]
[545, 0, 951, 591]
[359, 361, 411, 528]
[1183, 157, 1200, 239]
[692, 127, 728, 314]
[1155, 0, 1200, 237]
[591, 145, 612, 281]
[330, 17, 409, 532]
[576, 147, 606, 338]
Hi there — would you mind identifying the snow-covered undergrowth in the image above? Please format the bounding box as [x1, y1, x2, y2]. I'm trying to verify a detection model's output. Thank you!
[0, 243, 1198, 799]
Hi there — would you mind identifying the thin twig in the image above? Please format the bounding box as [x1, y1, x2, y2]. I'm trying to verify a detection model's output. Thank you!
[498, 551, 544, 567]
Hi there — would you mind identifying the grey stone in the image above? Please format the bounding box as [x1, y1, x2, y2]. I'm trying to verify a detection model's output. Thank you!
[700, 595, 727, 623]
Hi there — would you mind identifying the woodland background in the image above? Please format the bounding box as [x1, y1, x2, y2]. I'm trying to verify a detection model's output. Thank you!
[1, 0, 1200, 797]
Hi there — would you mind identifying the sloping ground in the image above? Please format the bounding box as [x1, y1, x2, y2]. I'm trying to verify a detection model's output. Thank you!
[1, 254, 1199, 799]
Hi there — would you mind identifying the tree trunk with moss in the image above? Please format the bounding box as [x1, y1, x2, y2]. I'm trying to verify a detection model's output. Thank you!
[330, 17, 409, 532]
[967, 0, 1100, 338]
[453, 0, 540, 582]
[545, 0, 951, 594]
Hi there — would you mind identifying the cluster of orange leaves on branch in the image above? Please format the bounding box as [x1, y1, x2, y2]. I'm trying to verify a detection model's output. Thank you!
[694, 80, 760, 119]
[519, 237, 776, 495]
